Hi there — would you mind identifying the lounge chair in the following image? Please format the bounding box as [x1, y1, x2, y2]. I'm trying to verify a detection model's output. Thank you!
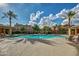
[74, 35, 79, 44]
[68, 36, 73, 41]
[23, 38, 27, 43]
[0, 33, 5, 38]
[15, 38, 24, 43]
[68, 35, 79, 44]
[0, 39, 4, 42]
[77, 35, 79, 42]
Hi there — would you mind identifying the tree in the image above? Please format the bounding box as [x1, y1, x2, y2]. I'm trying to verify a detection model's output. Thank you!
[2, 10, 17, 36]
[59, 11, 78, 36]
[32, 24, 40, 34]
[42, 26, 52, 34]
[58, 27, 67, 34]
[53, 24, 58, 34]
[20, 27, 26, 33]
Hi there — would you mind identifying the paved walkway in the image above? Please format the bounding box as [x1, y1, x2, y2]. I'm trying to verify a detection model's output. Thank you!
[0, 39, 77, 56]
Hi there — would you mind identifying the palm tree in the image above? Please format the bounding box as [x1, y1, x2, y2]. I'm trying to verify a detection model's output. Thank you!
[2, 10, 17, 36]
[59, 10, 78, 36]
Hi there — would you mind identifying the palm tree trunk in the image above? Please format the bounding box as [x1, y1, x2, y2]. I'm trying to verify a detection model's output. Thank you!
[68, 17, 71, 36]
[9, 17, 12, 36]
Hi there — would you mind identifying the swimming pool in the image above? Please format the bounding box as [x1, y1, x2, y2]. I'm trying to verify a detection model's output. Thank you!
[15, 34, 65, 39]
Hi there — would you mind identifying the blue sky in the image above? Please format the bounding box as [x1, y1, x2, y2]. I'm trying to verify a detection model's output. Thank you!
[0, 3, 78, 26]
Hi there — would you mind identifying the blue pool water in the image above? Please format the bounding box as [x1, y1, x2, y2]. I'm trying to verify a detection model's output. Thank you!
[15, 34, 65, 39]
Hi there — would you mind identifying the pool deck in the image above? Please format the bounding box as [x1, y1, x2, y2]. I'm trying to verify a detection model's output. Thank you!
[0, 38, 77, 56]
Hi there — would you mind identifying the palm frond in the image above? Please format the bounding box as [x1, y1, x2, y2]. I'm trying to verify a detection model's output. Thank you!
[2, 10, 17, 20]
[12, 13, 17, 19]
[0, 12, 7, 19]
[68, 11, 76, 18]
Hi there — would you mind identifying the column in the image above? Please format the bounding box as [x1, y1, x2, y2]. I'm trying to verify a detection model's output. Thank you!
[75, 28, 77, 35]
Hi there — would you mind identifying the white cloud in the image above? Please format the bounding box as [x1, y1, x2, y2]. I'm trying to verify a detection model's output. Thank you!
[56, 9, 70, 19]
[30, 11, 44, 21]
[30, 13, 36, 21]
[36, 11, 44, 19]
[57, 4, 79, 26]
[48, 14, 57, 20]
[28, 11, 44, 26]
[38, 14, 57, 28]
[71, 4, 79, 13]
[28, 4, 79, 27]
[28, 21, 37, 26]
[72, 19, 79, 26]
[61, 19, 68, 25]
[61, 18, 79, 26]
[56, 4, 79, 19]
